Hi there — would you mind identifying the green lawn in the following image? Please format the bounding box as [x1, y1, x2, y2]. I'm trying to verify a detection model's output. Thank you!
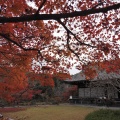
[2, 105, 96, 120]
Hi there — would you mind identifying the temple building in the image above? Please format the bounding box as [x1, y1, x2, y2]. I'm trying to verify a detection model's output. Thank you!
[64, 70, 120, 106]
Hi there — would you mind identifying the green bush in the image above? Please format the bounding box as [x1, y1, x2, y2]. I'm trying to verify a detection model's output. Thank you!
[85, 109, 120, 120]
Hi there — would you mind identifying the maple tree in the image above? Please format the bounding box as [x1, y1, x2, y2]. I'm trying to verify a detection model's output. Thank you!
[82, 58, 120, 79]
[0, 0, 120, 102]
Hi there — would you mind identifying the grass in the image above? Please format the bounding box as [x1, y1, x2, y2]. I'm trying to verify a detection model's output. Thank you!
[85, 109, 120, 120]
[2, 105, 96, 120]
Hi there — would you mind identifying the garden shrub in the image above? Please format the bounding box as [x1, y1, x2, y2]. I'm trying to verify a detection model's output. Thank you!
[85, 109, 120, 120]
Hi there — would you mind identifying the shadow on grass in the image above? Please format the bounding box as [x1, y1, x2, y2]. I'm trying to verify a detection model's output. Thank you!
[85, 109, 120, 120]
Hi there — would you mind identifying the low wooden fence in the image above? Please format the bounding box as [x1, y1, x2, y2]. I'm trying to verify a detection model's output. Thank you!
[69, 97, 120, 107]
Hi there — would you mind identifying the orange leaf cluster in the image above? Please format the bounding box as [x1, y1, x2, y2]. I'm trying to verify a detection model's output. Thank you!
[83, 58, 120, 80]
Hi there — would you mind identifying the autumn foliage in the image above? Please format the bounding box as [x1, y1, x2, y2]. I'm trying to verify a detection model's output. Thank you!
[0, 0, 120, 102]
[82, 58, 120, 80]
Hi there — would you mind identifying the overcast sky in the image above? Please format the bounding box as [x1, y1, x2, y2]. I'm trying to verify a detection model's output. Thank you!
[69, 67, 80, 75]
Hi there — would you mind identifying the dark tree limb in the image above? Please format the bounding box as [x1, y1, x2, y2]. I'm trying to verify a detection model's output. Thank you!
[92, 1, 103, 9]
[0, 33, 38, 51]
[0, 33, 59, 63]
[35, 0, 47, 15]
[66, 32, 86, 64]
[0, 33, 44, 61]
[0, 3, 119, 23]
[66, 32, 81, 61]
[57, 19, 96, 48]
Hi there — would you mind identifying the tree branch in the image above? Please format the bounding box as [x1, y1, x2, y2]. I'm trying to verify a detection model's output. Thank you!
[57, 19, 96, 48]
[0, 33, 59, 63]
[0, 33, 38, 51]
[35, 0, 47, 15]
[0, 3, 119, 23]
[92, 2, 103, 9]
[66, 32, 81, 61]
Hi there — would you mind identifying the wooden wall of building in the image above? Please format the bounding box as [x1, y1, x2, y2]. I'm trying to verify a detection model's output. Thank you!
[78, 86, 118, 99]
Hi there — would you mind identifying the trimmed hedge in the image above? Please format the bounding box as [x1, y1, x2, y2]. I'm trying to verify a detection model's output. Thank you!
[85, 109, 120, 120]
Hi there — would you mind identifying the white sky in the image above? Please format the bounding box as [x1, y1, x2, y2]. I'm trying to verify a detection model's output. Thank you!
[69, 67, 80, 75]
